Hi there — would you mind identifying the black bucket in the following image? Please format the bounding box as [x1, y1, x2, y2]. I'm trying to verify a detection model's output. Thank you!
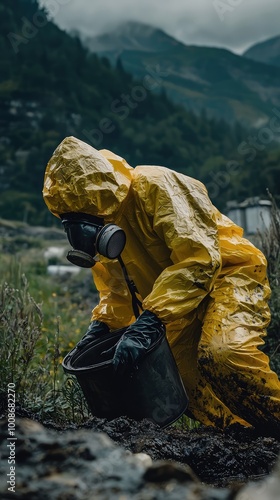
[62, 328, 189, 428]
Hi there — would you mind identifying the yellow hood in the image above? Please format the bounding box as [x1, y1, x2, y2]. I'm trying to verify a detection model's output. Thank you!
[43, 136, 133, 218]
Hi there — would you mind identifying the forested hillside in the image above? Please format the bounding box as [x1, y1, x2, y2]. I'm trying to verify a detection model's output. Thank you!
[1, 0, 280, 225]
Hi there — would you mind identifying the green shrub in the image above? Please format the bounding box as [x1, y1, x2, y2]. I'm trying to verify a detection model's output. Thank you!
[0, 273, 43, 399]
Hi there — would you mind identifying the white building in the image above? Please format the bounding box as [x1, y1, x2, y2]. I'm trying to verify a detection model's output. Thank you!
[226, 197, 272, 235]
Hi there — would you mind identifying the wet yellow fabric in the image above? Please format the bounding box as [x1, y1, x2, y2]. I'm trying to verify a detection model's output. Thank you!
[43, 136, 280, 431]
[43, 136, 133, 218]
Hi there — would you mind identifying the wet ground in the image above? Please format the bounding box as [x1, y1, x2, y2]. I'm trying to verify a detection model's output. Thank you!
[10, 402, 280, 489]
[80, 417, 280, 487]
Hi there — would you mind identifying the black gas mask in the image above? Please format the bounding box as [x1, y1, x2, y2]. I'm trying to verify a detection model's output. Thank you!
[60, 212, 126, 268]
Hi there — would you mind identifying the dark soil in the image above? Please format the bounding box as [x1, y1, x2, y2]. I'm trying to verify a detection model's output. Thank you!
[8, 400, 280, 489]
[79, 417, 280, 488]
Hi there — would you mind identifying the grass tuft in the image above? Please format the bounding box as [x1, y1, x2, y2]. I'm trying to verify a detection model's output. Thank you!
[0, 261, 91, 425]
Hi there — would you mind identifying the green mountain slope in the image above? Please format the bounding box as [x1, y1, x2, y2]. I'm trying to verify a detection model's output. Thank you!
[244, 35, 280, 68]
[84, 22, 280, 127]
[1, 1, 280, 225]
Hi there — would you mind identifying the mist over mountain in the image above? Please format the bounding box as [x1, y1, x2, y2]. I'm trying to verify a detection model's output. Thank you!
[83, 21, 183, 54]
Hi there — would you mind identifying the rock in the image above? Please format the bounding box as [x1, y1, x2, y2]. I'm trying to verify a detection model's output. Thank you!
[0, 418, 237, 499]
[143, 461, 198, 483]
[236, 458, 280, 500]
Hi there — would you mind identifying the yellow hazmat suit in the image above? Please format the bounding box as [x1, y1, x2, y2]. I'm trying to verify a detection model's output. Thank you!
[43, 136, 280, 433]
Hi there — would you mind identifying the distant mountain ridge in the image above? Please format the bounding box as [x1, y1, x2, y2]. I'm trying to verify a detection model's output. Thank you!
[244, 35, 280, 68]
[83, 21, 183, 54]
[83, 22, 280, 128]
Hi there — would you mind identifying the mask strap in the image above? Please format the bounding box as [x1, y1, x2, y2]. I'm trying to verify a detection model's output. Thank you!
[118, 256, 143, 319]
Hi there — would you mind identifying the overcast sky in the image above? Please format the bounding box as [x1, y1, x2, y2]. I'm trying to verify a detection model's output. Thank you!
[39, 0, 280, 54]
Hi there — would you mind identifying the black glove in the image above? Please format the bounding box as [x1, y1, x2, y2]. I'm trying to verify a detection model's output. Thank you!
[103, 310, 165, 375]
[76, 320, 109, 349]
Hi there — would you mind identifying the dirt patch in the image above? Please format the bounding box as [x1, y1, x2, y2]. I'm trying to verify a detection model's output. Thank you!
[0, 417, 242, 500]
[10, 401, 280, 489]
[80, 417, 280, 487]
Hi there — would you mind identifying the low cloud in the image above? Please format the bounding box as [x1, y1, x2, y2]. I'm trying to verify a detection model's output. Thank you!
[39, 0, 280, 54]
